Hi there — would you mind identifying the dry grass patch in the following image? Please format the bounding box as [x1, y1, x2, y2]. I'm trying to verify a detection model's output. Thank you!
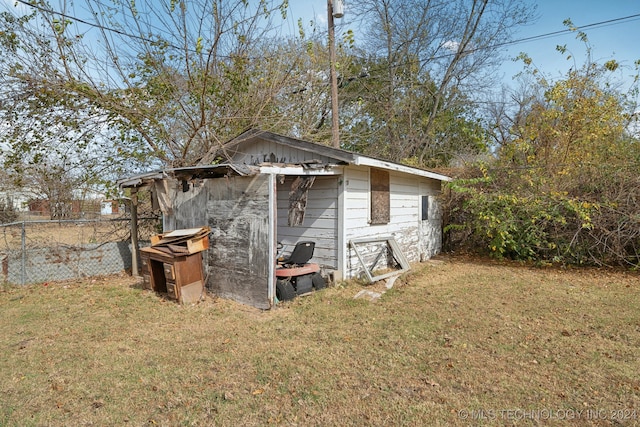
[1, 257, 639, 426]
[0, 218, 159, 250]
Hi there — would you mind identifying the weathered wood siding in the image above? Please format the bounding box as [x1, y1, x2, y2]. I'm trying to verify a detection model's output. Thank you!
[276, 176, 338, 269]
[230, 138, 335, 165]
[169, 175, 271, 309]
[206, 176, 271, 309]
[170, 180, 209, 228]
[343, 166, 442, 279]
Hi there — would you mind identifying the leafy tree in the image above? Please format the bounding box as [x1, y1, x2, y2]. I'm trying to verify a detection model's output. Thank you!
[0, 169, 19, 223]
[1, 0, 540, 174]
[447, 29, 640, 267]
[343, 0, 535, 166]
[0, 0, 295, 172]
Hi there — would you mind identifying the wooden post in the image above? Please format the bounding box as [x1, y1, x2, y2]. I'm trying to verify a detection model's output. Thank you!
[130, 189, 140, 277]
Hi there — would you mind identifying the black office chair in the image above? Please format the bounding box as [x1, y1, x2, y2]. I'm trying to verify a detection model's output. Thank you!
[278, 241, 315, 266]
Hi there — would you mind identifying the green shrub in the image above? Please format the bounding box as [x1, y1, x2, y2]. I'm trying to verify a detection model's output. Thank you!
[444, 174, 637, 267]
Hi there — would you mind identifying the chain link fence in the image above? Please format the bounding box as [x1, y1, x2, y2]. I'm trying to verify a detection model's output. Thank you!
[0, 216, 161, 285]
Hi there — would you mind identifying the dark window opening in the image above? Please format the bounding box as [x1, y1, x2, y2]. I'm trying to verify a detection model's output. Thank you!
[421, 195, 429, 221]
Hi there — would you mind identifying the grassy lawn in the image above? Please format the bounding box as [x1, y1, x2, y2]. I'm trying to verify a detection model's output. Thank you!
[1, 256, 639, 426]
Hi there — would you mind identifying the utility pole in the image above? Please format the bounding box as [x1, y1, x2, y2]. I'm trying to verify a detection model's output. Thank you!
[328, 0, 343, 149]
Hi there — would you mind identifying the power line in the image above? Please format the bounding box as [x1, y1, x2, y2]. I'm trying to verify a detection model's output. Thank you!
[338, 12, 640, 83]
[478, 13, 640, 50]
[393, 13, 640, 65]
[12, 0, 289, 58]
[14, 0, 170, 48]
[9, 0, 640, 72]
[13, 0, 640, 56]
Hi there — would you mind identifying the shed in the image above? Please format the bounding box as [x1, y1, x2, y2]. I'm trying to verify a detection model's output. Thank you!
[119, 129, 450, 309]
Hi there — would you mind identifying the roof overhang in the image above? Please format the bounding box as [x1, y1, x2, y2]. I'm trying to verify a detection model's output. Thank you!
[258, 164, 342, 176]
[119, 130, 452, 186]
[168, 164, 259, 180]
[353, 155, 451, 181]
[117, 170, 166, 189]
[226, 129, 451, 181]
[118, 164, 258, 189]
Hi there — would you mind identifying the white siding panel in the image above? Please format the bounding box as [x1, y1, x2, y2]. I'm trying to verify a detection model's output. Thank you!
[419, 179, 443, 260]
[344, 167, 369, 230]
[345, 198, 369, 210]
[389, 213, 419, 223]
[303, 198, 338, 209]
[423, 179, 441, 194]
[343, 167, 424, 278]
[345, 167, 369, 182]
[277, 217, 336, 229]
[391, 182, 419, 195]
[277, 207, 337, 219]
[276, 176, 338, 268]
[269, 165, 442, 278]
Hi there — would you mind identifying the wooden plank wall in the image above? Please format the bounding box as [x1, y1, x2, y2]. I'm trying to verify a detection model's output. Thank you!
[170, 175, 271, 309]
[230, 139, 335, 165]
[276, 176, 338, 269]
[343, 166, 442, 279]
[170, 181, 209, 228]
[205, 176, 271, 309]
[419, 180, 443, 260]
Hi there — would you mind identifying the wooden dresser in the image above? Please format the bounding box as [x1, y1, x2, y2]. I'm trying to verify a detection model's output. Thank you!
[140, 246, 205, 304]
